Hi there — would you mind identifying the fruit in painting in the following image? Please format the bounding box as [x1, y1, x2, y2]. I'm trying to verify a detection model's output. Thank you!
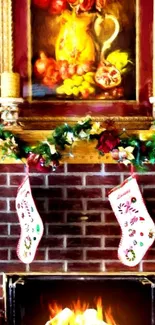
[57, 60, 71, 80]
[34, 52, 57, 79]
[34, 52, 62, 88]
[78, 0, 95, 11]
[95, 60, 121, 89]
[67, 0, 95, 11]
[48, 0, 68, 15]
[56, 71, 96, 98]
[32, 0, 50, 9]
[43, 70, 61, 87]
[106, 50, 134, 74]
[95, 0, 106, 11]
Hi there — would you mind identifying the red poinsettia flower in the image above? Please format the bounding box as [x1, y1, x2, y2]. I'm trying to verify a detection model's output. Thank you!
[96, 130, 120, 154]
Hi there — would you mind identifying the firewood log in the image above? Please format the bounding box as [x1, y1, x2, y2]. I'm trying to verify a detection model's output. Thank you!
[45, 308, 74, 325]
[83, 310, 108, 325]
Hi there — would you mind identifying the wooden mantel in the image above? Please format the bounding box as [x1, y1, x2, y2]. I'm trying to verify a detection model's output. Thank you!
[0, 126, 155, 164]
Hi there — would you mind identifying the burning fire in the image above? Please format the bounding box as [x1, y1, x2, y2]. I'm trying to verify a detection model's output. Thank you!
[45, 298, 117, 325]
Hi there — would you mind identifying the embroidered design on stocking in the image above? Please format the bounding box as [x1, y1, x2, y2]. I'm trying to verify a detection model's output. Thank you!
[108, 175, 155, 267]
[16, 176, 44, 264]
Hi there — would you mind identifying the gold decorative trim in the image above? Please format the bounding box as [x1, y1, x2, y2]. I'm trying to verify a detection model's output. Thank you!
[1, 0, 13, 72]
[18, 115, 153, 131]
[18, 116, 153, 122]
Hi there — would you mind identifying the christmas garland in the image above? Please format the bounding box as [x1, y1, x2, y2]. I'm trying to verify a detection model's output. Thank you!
[0, 116, 155, 170]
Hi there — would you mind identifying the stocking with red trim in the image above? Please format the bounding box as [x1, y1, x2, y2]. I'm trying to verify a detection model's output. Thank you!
[16, 175, 44, 264]
[108, 175, 155, 266]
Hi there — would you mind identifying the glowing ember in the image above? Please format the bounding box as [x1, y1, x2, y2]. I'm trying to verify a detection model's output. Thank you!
[45, 298, 117, 325]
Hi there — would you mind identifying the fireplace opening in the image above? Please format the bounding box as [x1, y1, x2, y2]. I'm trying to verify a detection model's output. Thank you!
[4, 274, 155, 325]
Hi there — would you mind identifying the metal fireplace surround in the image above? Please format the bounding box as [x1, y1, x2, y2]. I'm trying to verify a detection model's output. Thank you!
[3, 273, 155, 325]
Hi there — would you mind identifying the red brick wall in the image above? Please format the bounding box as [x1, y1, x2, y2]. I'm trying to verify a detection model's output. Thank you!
[0, 163, 155, 312]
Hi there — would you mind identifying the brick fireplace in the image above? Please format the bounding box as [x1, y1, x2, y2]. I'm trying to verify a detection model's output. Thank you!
[0, 163, 155, 321]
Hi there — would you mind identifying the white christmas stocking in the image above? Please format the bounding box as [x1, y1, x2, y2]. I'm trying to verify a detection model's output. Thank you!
[16, 176, 44, 264]
[108, 175, 155, 266]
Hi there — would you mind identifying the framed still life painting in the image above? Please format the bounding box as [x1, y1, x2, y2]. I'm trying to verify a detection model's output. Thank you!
[1, 0, 154, 129]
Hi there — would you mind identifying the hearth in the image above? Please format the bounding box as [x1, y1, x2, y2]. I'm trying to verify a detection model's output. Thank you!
[4, 273, 155, 325]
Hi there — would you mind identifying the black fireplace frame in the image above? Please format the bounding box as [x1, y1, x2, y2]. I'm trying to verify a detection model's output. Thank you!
[3, 273, 155, 325]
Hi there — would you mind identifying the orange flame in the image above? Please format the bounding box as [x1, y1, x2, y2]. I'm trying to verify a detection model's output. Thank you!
[48, 298, 117, 325]
[96, 297, 103, 321]
[72, 299, 89, 314]
[49, 302, 62, 319]
[105, 307, 117, 325]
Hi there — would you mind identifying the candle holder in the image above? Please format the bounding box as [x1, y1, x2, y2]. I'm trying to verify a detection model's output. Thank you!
[0, 97, 24, 126]
[0, 72, 24, 126]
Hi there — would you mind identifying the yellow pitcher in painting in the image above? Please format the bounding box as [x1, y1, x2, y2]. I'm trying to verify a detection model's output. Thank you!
[55, 10, 120, 64]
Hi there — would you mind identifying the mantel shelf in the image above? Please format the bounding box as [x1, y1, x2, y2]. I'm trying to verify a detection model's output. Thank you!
[0, 127, 155, 164]
[0, 98, 24, 104]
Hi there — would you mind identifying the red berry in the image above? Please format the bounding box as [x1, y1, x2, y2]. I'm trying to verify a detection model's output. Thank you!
[77, 65, 85, 76]
[68, 64, 77, 76]
[81, 89, 90, 99]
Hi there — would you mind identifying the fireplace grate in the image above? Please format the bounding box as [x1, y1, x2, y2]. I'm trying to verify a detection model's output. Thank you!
[4, 274, 155, 325]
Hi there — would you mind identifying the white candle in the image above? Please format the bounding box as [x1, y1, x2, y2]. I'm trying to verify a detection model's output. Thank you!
[1, 71, 20, 98]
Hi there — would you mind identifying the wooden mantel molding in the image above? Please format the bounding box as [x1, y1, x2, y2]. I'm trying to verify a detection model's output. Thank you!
[0, 127, 155, 164]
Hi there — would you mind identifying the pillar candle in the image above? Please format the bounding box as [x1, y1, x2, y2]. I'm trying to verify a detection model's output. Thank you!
[1, 71, 20, 98]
